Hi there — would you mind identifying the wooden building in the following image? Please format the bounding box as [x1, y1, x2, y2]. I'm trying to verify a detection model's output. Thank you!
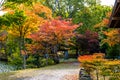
[108, 0, 120, 28]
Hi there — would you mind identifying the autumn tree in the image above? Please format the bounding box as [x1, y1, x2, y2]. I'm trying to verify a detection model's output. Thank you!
[94, 12, 120, 59]
[29, 18, 78, 63]
[104, 29, 120, 59]
[40, 0, 111, 34]
[1, 1, 52, 68]
[75, 30, 99, 56]
[78, 53, 105, 80]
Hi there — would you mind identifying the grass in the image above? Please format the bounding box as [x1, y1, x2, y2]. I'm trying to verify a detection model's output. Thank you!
[0, 72, 17, 80]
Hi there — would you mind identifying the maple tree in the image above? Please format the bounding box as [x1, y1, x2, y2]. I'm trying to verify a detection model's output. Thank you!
[75, 30, 99, 55]
[29, 18, 78, 62]
[94, 12, 120, 58]
[94, 12, 120, 47]
[102, 29, 120, 46]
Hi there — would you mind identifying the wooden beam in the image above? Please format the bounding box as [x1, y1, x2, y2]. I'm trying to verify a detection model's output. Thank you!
[117, 0, 120, 3]
[112, 17, 120, 20]
[113, 20, 119, 28]
[114, 3, 120, 16]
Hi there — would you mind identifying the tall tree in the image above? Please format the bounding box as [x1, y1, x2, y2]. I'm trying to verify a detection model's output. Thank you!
[73, 5, 111, 33]
[1, 1, 52, 68]
[94, 12, 120, 58]
[40, 0, 100, 18]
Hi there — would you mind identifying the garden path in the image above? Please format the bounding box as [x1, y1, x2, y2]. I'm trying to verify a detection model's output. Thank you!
[11, 61, 80, 80]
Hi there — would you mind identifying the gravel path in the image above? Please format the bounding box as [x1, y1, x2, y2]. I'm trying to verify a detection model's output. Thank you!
[11, 62, 80, 80]
[24, 69, 79, 80]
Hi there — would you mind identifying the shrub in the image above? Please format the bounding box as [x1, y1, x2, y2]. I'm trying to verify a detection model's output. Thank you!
[106, 45, 120, 59]
[78, 53, 105, 62]
[38, 57, 55, 67]
[26, 55, 37, 68]
[47, 58, 54, 65]
[38, 58, 47, 67]
[78, 53, 120, 80]
[26, 64, 37, 68]
[78, 53, 106, 80]
[8, 52, 22, 68]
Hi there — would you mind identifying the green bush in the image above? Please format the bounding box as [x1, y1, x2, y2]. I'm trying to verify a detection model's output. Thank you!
[8, 53, 55, 68]
[38, 58, 47, 67]
[26, 55, 37, 68]
[27, 55, 36, 64]
[106, 45, 120, 59]
[38, 58, 55, 67]
[8, 52, 22, 68]
[26, 64, 37, 68]
[47, 58, 54, 65]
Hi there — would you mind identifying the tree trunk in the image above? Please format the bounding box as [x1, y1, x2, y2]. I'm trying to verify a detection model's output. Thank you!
[53, 45, 59, 64]
[4, 42, 7, 61]
[19, 36, 26, 69]
[23, 37, 26, 69]
[23, 55, 26, 69]
[76, 48, 79, 58]
[45, 53, 49, 65]
[45, 45, 49, 65]
[96, 69, 99, 80]
[103, 76, 105, 80]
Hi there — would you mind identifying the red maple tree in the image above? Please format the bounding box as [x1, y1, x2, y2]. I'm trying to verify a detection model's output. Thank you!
[29, 18, 79, 54]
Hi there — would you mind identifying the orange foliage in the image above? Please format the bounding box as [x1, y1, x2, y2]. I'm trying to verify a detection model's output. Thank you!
[78, 53, 105, 62]
[78, 55, 93, 62]
[94, 12, 111, 28]
[7, 2, 52, 38]
[21, 50, 27, 55]
[102, 29, 120, 46]
[94, 18, 109, 28]
[94, 11, 120, 47]
[29, 18, 79, 53]
[106, 12, 111, 18]
[32, 2, 52, 19]
[30, 18, 78, 44]
[103, 29, 119, 36]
